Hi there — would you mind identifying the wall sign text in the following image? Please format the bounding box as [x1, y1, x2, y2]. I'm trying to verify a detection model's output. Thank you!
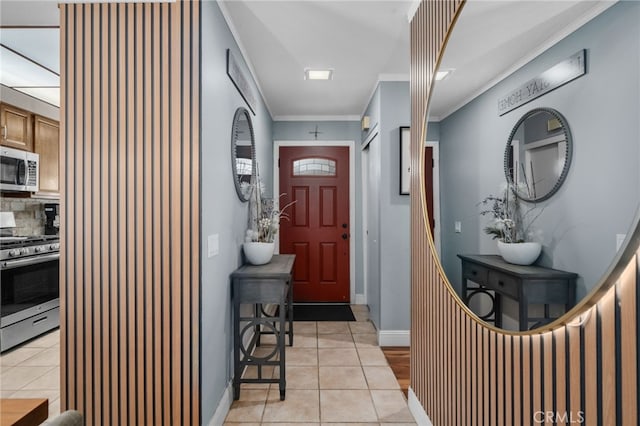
[498, 50, 586, 116]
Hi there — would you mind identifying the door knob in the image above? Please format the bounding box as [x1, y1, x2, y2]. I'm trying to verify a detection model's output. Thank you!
[342, 233, 348, 240]
[342, 223, 348, 229]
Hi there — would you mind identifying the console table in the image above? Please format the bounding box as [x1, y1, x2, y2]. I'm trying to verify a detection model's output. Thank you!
[458, 254, 577, 331]
[230, 254, 295, 401]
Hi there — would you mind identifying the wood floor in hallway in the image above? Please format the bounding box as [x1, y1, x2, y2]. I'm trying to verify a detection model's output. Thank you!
[382, 347, 410, 398]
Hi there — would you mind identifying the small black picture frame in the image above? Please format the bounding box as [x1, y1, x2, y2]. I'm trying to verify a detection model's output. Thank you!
[399, 126, 410, 195]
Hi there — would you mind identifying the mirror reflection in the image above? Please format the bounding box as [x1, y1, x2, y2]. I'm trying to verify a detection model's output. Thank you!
[505, 108, 572, 202]
[231, 107, 255, 202]
[427, 1, 640, 331]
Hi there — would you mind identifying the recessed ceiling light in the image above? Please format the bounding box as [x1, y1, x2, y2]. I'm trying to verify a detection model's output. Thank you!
[305, 68, 333, 80]
[435, 69, 454, 81]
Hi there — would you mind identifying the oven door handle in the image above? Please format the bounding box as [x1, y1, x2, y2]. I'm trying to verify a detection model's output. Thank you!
[1, 253, 60, 270]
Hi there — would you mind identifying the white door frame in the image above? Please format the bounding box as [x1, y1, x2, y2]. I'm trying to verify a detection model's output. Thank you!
[360, 130, 378, 306]
[425, 141, 441, 256]
[273, 140, 356, 303]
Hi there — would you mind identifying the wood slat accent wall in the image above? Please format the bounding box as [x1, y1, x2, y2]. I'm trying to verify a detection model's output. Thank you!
[59, 2, 200, 424]
[410, 1, 639, 425]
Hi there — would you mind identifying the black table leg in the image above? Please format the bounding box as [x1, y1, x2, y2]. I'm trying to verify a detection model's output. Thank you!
[278, 298, 286, 400]
[233, 293, 241, 400]
[287, 282, 293, 346]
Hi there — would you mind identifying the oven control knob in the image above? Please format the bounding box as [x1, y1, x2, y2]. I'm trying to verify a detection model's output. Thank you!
[34, 246, 44, 253]
[20, 248, 29, 255]
[8, 249, 21, 257]
[51, 243, 60, 250]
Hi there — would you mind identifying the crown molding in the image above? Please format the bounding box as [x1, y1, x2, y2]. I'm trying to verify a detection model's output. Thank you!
[437, 1, 616, 121]
[273, 115, 360, 122]
[217, 0, 274, 120]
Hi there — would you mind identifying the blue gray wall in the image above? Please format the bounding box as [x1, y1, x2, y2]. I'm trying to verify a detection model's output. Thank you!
[426, 121, 440, 141]
[361, 81, 412, 331]
[200, 2, 273, 423]
[438, 2, 640, 308]
[362, 88, 381, 327]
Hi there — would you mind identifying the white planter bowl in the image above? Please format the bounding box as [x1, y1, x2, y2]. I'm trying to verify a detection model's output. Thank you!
[243, 242, 275, 265]
[497, 241, 542, 266]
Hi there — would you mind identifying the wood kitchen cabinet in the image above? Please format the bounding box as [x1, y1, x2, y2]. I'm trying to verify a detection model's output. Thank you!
[0, 103, 33, 151]
[33, 115, 60, 198]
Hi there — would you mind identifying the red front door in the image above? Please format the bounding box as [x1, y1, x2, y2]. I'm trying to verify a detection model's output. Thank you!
[279, 146, 350, 302]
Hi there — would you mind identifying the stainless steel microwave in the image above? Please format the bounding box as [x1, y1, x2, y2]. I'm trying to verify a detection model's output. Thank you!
[0, 146, 39, 192]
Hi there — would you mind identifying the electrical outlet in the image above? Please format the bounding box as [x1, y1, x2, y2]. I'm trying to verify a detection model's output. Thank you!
[208, 234, 219, 257]
[455, 221, 462, 233]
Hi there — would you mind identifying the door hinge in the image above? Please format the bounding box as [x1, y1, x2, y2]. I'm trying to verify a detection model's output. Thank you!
[432, 158, 434, 168]
[278, 158, 280, 168]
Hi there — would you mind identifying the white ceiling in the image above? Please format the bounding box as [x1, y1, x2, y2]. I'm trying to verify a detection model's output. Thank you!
[430, 0, 617, 120]
[219, 0, 414, 120]
[0, 0, 617, 119]
[0, 1, 61, 107]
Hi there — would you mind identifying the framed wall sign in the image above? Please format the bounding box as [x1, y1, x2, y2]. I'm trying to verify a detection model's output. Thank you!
[400, 126, 410, 195]
[227, 49, 257, 115]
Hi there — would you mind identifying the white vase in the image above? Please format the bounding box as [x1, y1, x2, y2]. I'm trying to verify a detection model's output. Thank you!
[497, 241, 541, 265]
[243, 242, 275, 265]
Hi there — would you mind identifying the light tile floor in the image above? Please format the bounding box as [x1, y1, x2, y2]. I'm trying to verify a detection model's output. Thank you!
[225, 305, 416, 425]
[0, 305, 415, 425]
[0, 328, 61, 419]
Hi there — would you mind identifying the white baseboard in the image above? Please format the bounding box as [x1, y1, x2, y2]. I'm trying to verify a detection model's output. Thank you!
[208, 381, 233, 426]
[355, 293, 366, 304]
[377, 329, 410, 347]
[408, 387, 433, 426]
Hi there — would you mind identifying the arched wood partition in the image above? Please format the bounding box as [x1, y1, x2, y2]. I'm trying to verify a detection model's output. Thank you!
[59, 1, 200, 424]
[409, 1, 638, 425]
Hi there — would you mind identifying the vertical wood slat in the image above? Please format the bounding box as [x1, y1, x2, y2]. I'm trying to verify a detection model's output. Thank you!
[584, 307, 598, 426]
[134, 4, 145, 425]
[59, 2, 200, 424]
[543, 333, 554, 426]
[600, 288, 617, 425]
[142, 3, 154, 424]
[554, 329, 567, 426]
[90, 3, 102, 423]
[190, 2, 201, 422]
[151, 4, 162, 423]
[410, 1, 638, 425]
[59, 2, 69, 413]
[74, 3, 85, 415]
[107, 3, 119, 422]
[620, 257, 638, 426]
[99, 6, 110, 425]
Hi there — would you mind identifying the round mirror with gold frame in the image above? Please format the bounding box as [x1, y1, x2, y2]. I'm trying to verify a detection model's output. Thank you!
[426, 0, 640, 332]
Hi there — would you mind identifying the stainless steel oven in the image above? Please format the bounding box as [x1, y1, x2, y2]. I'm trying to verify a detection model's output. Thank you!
[1, 235, 59, 352]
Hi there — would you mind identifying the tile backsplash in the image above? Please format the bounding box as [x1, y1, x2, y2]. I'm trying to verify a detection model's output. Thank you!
[0, 197, 49, 235]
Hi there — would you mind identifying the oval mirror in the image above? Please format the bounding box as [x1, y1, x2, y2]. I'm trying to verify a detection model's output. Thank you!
[427, 0, 640, 331]
[505, 107, 572, 202]
[231, 107, 255, 202]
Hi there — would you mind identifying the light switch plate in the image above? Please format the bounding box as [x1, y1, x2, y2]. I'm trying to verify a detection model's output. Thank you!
[455, 221, 462, 233]
[208, 234, 219, 257]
